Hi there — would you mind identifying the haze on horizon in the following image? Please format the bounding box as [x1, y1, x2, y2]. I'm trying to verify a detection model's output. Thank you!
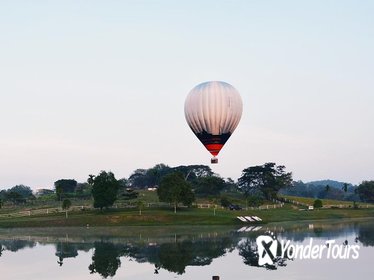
[0, 0, 373, 189]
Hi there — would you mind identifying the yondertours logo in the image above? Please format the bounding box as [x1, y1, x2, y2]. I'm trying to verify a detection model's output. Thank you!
[256, 232, 360, 267]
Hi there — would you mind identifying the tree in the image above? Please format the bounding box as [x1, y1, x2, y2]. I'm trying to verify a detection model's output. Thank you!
[317, 186, 344, 200]
[55, 186, 63, 201]
[220, 196, 231, 208]
[118, 178, 128, 189]
[5, 191, 26, 204]
[238, 163, 292, 200]
[325, 184, 330, 193]
[246, 194, 264, 207]
[223, 177, 238, 192]
[313, 199, 323, 209]
[0, 185, 34, 205]
[356, 181, 374, 203]
[87, 175, 95, 186]
[54, 179, 77, 200]
[157, 172, 195, 213]
[193, 176, 226, 196]
[342, 183, 348, 193]
[62, 199, 72, 219]
[91, 171, 120, 210]
[8, 185, 33, 198]
[146, 163, 172, 187]
[127, 164, 173, 189]
[127, 168, 148, 188]
[174, 165, 214, 180]
[137, 199, 145, 215]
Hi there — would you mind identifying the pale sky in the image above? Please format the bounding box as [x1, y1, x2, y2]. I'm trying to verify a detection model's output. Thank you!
[0, 0, 373, 189]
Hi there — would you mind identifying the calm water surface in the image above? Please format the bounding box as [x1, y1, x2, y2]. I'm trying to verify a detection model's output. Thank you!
[0, 219, 373, 280]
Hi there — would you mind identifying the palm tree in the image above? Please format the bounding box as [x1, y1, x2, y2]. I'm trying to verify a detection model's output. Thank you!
[62, 199, 72, 219]
[325, 185, 330, 193]
[137, 199, 145, 215]
[342, 183, 348, 193]
[87, 174, 95, 186]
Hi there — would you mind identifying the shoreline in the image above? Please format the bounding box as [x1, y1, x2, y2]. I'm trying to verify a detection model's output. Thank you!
[0, 207, 373, 228]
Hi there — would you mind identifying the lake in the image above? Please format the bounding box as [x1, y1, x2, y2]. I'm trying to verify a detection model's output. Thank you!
[0, 218, 373, 279]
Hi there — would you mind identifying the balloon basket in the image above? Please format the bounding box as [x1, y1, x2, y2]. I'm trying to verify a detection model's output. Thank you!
[211, 157, 218, 164]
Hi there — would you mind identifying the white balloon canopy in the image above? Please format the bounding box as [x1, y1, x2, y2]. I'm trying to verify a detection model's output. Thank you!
[184, 81, 243, 163]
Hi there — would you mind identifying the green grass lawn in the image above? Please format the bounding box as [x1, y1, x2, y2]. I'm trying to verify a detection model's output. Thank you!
[280, 195, 373, 207]
[0, 204, 373, 228]
[1, 191, 374, 228]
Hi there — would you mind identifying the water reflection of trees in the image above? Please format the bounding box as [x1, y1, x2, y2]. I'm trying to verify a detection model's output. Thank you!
[0, 239, 35, 254]
[278, 223, 358, 243]
[89, 242, 123, 278]
[0, 244, 4, 257]
[238, 237, 290, 270]
[1, 220, 374, 277]
[55, 242, 78, 266]
[83, 235, 238, 277]
[125, 237, 236, 275]
[357, 223, 374, 246]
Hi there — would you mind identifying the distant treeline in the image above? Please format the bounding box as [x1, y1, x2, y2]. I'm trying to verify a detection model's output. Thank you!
[279, 180, 360, 201]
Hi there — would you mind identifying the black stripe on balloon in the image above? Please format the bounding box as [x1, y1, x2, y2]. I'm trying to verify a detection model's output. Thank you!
[194, 130, 231, 146]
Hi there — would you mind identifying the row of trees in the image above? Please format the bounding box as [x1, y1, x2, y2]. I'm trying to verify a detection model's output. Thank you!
[2, 163, 374, 210]
[279, 180, 359, 201]
[85, 163, 374, 210]
[0, 185, 34, 207]
[86, 162, 294, 211]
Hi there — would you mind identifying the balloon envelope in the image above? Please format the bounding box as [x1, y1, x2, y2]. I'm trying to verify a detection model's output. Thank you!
[184, 81, 243, 160]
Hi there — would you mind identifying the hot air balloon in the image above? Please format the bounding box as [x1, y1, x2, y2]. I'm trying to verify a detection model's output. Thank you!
[184, 81, 243, 164]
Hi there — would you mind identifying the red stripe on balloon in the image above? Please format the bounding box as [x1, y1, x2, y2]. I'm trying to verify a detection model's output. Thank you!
[204, 144, 224, 156]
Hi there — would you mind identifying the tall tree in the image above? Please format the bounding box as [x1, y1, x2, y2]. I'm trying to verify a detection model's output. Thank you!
[342, 183, 348, 193]
[127, 169, 148, 188]
[5, 191, 26, 204]
[173, 165, 213, 181]
[356, 181, 374, 203]
[8, 185, 33, 198]
[54, 179, 77, 200]
[193, 176, 226, 196]
[157, 172, 195, 213]
[91, 171, 119, 210]
[62, 199, 72, 219]
[87, 175, 95, 186]
[325, 184, 330, 193]
[238, 163, 292, 200]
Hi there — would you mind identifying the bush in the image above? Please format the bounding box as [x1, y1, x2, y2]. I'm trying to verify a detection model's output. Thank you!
[121, 189, 139, 200]
[247, 195, 264, 207]
[220, 197, 231, 208]
[313, 199, 323, 209]
[62, 199, 72, 210]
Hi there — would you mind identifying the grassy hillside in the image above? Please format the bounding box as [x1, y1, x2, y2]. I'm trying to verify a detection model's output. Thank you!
[1, 191, 374, 228]
[0, 204, 374, 228]
[280, 195, 373, 207]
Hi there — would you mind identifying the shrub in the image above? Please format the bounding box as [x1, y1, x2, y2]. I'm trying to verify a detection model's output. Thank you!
[220, 197, 231, 208]
[313, 199, 323, 209]
[247, 195, 264, 207]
